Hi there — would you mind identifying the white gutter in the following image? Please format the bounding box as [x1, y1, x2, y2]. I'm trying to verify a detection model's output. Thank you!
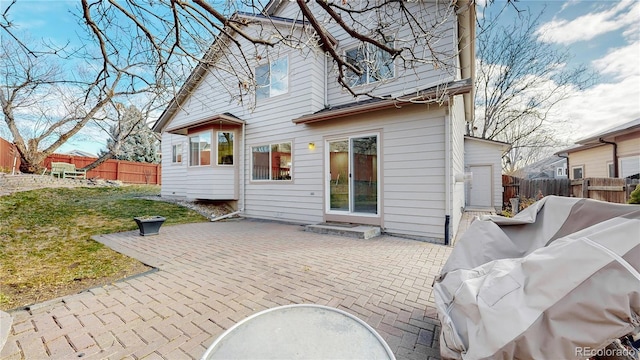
[241, 122, 246, 212]
[324, 52, 328, 107]
[444, 101, 452, 244]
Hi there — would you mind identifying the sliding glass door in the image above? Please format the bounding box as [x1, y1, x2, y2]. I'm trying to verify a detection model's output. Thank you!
[327, 134, 378, 215]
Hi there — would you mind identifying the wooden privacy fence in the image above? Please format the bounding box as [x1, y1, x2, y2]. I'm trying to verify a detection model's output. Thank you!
[44, 154, 161, 185]
[1, 137, 160, 183]
[0, 136, 20, 173]
[571, 178, 639, 204]
[503, 175, 639, 205]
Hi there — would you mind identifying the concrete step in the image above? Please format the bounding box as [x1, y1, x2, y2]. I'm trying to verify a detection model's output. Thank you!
[304, 222, 381, 239]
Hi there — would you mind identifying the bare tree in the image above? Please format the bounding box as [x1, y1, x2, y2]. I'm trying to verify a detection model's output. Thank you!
[470, 7, 595, 171]
[2, 0, 472, 106]
[0, 27, 164, 173]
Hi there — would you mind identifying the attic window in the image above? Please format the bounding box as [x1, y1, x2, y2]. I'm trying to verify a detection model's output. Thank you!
[256, 56, 288, 100]
[344, 40, 394, 87]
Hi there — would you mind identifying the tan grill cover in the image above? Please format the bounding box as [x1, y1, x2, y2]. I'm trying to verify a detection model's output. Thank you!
[434, 196, 640, 359]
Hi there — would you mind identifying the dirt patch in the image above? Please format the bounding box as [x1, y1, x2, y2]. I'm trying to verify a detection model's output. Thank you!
[3, 262, 152, 312]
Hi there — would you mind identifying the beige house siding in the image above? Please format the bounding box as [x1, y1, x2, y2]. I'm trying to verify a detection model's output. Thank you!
[568, 130, 640, 179]
[569, 146, 614, 179]
[617, 131, 640, 158]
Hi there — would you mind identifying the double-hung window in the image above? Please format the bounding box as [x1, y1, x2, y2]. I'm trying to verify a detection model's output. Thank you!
[172, 144, 182, 163]
[189, 132, 212, 166]
[572, 165, 584, 180]
[256, 57, 288, 100]
[345, 41, 394, 86]
[217, 131, 234, 165]
[252, 142, 292, 181]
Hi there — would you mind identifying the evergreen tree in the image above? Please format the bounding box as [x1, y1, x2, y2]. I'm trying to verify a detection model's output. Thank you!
[100, 105, 160, 164]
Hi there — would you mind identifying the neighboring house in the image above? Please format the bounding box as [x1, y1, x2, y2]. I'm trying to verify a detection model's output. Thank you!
[557, 119, 640, 180]
[64, 149, 96, 158]
[152, 1, 477, 243]
[518, 155, 568, 180]
[464, 136, 510, 210]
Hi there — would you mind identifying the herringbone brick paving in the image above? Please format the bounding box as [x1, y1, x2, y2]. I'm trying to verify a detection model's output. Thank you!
[1, 219, 452, 360]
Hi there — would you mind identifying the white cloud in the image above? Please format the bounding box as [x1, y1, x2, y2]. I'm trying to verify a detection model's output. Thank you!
[536, 0, 638, 45]
[592, 40, 640, 81]
[560, 0, 581, 13]
[550, 74, 640, 141]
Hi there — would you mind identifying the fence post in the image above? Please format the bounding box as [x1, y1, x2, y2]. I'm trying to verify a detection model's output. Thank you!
[116, 161, 120, 181]
[156, 164, 160, 185]
[582, 178, 589, 198]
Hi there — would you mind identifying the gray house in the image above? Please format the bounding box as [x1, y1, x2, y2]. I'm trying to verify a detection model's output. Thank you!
[153, 0, 478, 243]
[519, 156, 568, 180]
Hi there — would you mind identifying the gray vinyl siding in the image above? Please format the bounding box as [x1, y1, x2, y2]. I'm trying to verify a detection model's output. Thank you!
[450, 95, 466, 238]
[241, 105, 448, 240]
[158, 1, 468, 240]
[464, 138, 504, 210]
[160, 132, 238, 200]
[160, 133, 188, 198]
[272, 1, 459, 108]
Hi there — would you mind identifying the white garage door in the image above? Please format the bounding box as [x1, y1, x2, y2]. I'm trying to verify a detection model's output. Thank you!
[469, 165, 492, 208]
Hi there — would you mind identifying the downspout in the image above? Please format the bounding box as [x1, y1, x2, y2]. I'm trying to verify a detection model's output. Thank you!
[599, 138, 618, 177]
[211, 211, 241, 222]
[241, 122, 246, 211]
[444, 101, 452, 246]
[324, 52, 328, 107]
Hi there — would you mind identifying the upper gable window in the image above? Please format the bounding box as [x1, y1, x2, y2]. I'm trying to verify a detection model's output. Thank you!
[256, 57, 288, 100]
[345, 41, 394, 87]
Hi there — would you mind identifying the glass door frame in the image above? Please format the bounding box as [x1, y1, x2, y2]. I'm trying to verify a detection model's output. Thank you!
[325, 132, 381, 218]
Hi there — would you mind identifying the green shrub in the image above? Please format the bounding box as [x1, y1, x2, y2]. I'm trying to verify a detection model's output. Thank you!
[629, 184, 640, 204]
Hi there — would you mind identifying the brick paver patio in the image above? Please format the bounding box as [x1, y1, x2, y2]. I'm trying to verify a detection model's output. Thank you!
[1, 219, 452, 360]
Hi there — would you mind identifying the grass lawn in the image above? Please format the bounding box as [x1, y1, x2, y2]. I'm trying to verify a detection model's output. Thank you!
[0, 185, 207, 310]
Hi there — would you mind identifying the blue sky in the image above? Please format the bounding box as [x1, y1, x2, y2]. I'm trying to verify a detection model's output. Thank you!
[481, 0, 640, 144]
[1, 0, 639, 156]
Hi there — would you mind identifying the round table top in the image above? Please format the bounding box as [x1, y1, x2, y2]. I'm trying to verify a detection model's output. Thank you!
[201, 304, 396, 360]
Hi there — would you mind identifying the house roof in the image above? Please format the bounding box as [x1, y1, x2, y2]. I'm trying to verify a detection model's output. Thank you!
[518, 155, 567, 174]
[464, 135, 511, 152]
[153, 1, 475, 132]
[575, 118, 640, 145]
[165, 113, 244, 135]
[556, 118, 640, 155]
[292, 78, 473, 125]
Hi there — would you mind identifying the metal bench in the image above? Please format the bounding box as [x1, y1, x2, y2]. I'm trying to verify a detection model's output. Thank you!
[50, 162, 86, 179]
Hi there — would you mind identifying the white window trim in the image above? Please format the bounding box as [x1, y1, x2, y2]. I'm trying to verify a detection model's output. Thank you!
[255, 55, 289, 101]
[343, 40, 395, 87]
[172, 143, 182, 164]
[250, 141, 293, 182]
[188, 131, 213, 167]
[324, 132, 381, 217]
[572, 165, 584, 180]
[607, 162, 615, 178]
[216, 131, 235, 166]
[619, 155, 640, 178]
